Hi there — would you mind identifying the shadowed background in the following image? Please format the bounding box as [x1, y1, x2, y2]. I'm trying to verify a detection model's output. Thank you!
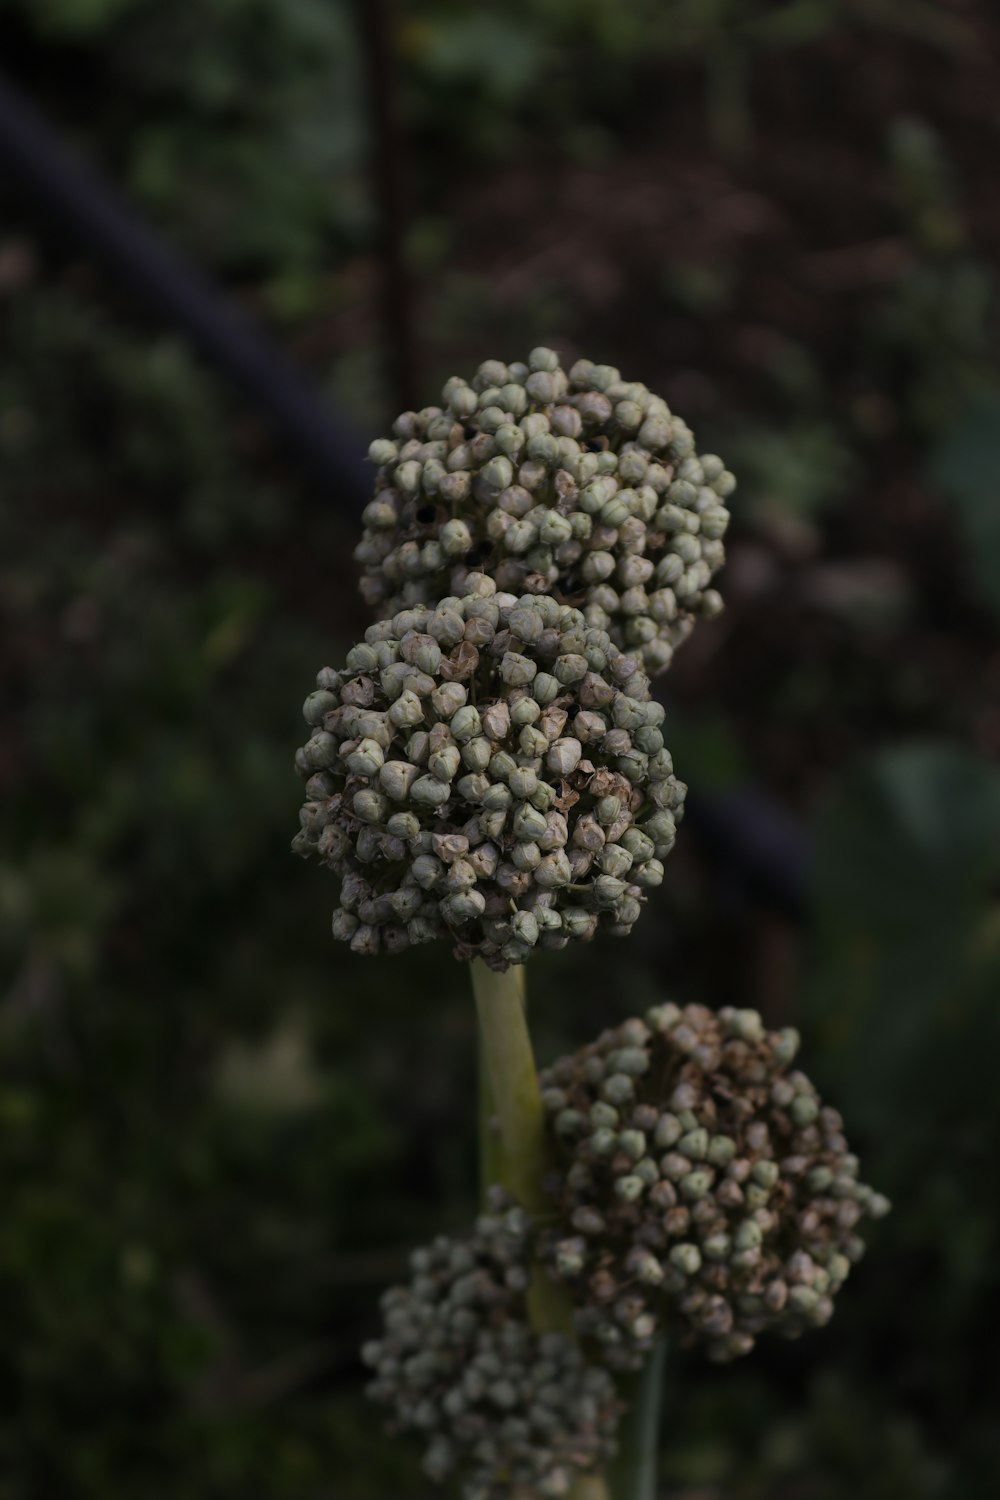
[1, 2, 999, 1497]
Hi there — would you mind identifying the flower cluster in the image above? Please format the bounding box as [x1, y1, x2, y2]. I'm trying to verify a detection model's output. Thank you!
[293, 574, 685, 969]
[355, 349, 732, 675]
[362, 1200, 620, 1499]
[538, 1003, 890, 1367]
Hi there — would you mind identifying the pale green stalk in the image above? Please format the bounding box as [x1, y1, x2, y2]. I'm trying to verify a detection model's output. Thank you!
[470, 959, 610, 1500]
[476, 964, 524, 1203]
[606, 1337, 668, 1500]
[470, 959, 549, 1219]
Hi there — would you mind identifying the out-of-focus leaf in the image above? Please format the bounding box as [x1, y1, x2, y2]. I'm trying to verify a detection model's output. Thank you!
[928, 395, 1000, 618]
[808, 743, 1000, 1075]
[727, 419, 858, 519]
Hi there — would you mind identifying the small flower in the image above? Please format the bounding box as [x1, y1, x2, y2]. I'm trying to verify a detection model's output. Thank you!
[356, 351, 734, 675]
[293, 577, 685, 968]
[537, 1004, 890, 1367]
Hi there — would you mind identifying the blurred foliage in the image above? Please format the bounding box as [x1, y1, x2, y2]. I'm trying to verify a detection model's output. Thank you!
[928, 395, 1000, 618]
[3, 1, 1000, 1498]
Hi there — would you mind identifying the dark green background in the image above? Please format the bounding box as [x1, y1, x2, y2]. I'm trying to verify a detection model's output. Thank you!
[2, 3, 999, 1496]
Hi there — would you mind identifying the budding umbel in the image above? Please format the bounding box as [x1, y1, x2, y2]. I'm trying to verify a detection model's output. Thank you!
[357, 349, 733, 676]
[293, 576, 685, 969]
[538, 1003, 890, 1367]
[362, 1200, 620, 1498]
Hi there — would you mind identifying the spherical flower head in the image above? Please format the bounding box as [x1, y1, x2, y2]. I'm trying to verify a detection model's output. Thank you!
[362, 1203, 620, 1499]
[293, 575, 686, 968]
[538, 1004, 890, 1367]
[356, 349, 733, 676]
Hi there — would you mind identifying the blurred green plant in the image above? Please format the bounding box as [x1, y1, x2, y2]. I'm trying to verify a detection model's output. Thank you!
[928, 395, 1000, 618]
[3, 0, 1000, 1494]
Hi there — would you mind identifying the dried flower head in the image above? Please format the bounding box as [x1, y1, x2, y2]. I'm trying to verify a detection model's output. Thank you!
[539, 1003, 890, 1367]
[356, 348, 733, 675]
[362, 1203, 620, 1499]
[293, 575, 685, 968]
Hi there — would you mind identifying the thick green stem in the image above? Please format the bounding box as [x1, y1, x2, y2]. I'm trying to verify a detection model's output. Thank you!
[477, 964, 525, 1204]
[470, 958, 610, 1500]
[607, 1337, 668, 1500]
[471, 958, 568, 1332]
[470, 959, 548, 1217]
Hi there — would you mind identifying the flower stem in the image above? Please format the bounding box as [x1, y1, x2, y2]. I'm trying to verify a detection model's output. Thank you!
[470, 958, 610, 1500]
[470, 959, 548, 1217]
[606, 1337, 668, 1500]
[469, 959, 572, 1336]
[477, 964, 525, 1204]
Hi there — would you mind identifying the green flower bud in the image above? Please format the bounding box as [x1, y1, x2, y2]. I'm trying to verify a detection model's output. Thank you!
[614, 1175, 645, 1204]
[554, 654, 588, 684]
[752, 1160, 780, 1190]
[592, 875, 627, 908]
[378, 761, 419, 801]
[353, 789, 389, 823]
[602, 1074, 634, 1106]
[535, 852, 572, 888]
[597, 844, 633, 879]
[481, 783, 512, 812]
[680, 1170, 712, 1200]
[440, 518, 473, 555]
[678, 1128, 709, 1161]
[563, 908, 597, 941]
[669, 1243, 702, 1276]
[347, 738, 385, 777]
[529, 346, 560, 372]
[441, 890, 486, 923]
[618, 1130, 647, 1162]
[608, 1047, 648, 1077]
[368, 437, 399, 466]
[508, 766, 539, 799]
[596, 796, 623, 826]
[512, 842, 541, 872]
[500, 652, 538, 687]
[303, 689, 338, 725]
[734, 1221, 763, 1252]
[772, 1028, 801, 1064]
[791, 1096, 819, 1127]
[332, 909, 359, 941]
[302, 732, 338, 771]
[589, 1127, 617, 1157]
[652, 1113, 682, 1150]
[411, 775, 451, 808]
[556, 1109, 586, 1137]
[513, 803, 548, 842]
[511, 910, 539, 947]
[531, 672, 560, 704]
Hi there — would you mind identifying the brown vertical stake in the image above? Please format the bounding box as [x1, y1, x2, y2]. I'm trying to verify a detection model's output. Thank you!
[355, 0, 418, 420]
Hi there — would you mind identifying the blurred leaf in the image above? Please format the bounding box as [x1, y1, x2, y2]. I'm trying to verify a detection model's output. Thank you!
[928, 395, 1000, 618]
[727, 419, 858, 519]
[809, 743, 1000, 1051]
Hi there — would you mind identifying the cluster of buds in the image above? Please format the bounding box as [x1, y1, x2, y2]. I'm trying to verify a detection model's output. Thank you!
[293, 574, 685, 969]
[362, 1200, 620, 1499]
[356, 348, 732, 675]
[538, 1004, 890, 1367]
